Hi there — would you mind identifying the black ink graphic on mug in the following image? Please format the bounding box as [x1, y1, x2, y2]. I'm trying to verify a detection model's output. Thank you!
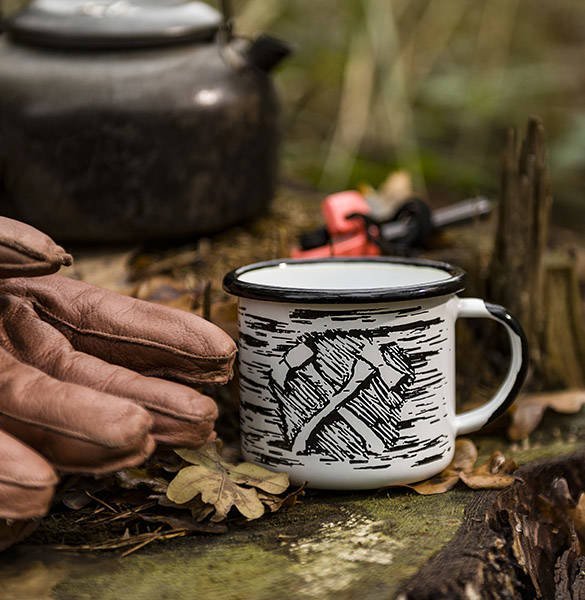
[238, 304, 452, 468]
[268, 332, 415, 460]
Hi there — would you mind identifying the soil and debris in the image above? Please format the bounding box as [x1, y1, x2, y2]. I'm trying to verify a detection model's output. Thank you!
[30, 442, 304, 556]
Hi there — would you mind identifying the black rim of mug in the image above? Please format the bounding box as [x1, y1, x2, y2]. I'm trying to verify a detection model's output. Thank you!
[223, 256, 466, 304]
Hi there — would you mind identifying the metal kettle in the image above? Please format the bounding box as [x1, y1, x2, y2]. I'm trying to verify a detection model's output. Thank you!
[0, 0, 290, 242]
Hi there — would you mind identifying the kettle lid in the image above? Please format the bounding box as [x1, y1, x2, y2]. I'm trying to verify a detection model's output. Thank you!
[5, 0, 222, 49]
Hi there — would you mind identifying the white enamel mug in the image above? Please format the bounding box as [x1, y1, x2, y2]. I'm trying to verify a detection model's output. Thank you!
[223, 257, 527, 490]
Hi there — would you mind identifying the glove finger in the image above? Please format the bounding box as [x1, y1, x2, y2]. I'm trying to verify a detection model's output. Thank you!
[0, 429, 57, 521]
[0, 345, 155, 474]
[0, 275, 236, 386]
[4, 297, 217, 448]
[0, 217, 72, 278]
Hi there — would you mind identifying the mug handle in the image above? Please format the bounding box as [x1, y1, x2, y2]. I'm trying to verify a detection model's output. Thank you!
[454, 298, 529, 435]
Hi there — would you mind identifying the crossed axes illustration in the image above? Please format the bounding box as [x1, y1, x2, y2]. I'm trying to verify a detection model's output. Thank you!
[272, 338, 413, 455]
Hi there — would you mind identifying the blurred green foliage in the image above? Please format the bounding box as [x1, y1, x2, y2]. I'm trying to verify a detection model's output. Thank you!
[234, 0, 585, 224]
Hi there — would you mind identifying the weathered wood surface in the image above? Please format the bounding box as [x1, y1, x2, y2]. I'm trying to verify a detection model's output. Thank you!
[1, 415, 582, 600]
[488, 117, 552, 370]
[399, 447, 585, 599]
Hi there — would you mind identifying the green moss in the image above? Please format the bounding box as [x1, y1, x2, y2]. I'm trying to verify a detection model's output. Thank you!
[300, 490, 471, 599]
[54, 544, 294, 600]
[33, 489, 470, 600]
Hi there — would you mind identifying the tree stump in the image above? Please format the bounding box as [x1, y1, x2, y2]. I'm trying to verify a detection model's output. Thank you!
[488, 117, 585, 389]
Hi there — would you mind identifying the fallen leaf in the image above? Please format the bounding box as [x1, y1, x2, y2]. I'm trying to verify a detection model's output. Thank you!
[406, 472, 461, 495]
[176, 444, 289, 494]
[257, 485, 305, 513]
[228, 463, 289, 495]
[62, 490, 94, 510]
[140, 515, 227, 534]
[167, 465, 265, 521]
[460, 451, 517, 490]
[193, 504, 216, 522]
[404, 440, 517, 494]
[168, 442, 290, 522]
[404, 439, 477, 495]
[152, 491, 217, 521]
[149, 493, 210, 517]
[449, 438, 478, 473]
[57, 475, 115, 509]
[508, 389, 585, 440]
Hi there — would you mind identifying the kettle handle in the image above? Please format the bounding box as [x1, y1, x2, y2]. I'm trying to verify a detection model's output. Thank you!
[218, 0, 233, 41]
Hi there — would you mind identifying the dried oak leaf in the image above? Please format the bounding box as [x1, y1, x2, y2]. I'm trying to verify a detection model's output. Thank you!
[405, 438, 478, 495]
[257, 484, 306, 513]
[459, 451, 517, 490]
[508, 389, 585, 440]
[152, 493, 216, 521]
[167, 443, 289, 522]
[404, 441, 517, 494]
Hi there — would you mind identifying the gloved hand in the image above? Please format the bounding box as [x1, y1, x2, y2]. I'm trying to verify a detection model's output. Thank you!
[0, 218, 236, 549]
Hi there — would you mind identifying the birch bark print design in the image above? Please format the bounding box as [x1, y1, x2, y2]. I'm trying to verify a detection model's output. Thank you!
[239, 301, 452, 470]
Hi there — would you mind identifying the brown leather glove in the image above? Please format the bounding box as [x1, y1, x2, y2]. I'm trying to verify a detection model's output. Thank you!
[0, 218, 236, 548]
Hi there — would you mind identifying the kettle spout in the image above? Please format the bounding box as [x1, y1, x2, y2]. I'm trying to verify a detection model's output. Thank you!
[244, 34, 291, 72]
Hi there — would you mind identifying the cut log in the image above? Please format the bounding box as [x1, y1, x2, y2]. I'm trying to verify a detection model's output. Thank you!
[398, 449, 585, 599]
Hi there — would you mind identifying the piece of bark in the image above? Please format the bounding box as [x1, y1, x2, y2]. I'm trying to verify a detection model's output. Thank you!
[540, 254, 585, 388]
[488, 118, 551, 366]
[487, 118, 585, 390]
[398, 449, 585, 599]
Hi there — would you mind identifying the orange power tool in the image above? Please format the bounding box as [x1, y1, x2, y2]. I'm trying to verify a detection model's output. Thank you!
[292, 191, 492, 258]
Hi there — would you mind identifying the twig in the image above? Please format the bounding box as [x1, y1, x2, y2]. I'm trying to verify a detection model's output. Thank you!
[51, 528, 188, 553]
[121, 529, 188, 558]
[85, 491, 119, 514]
[89, 501, 157, 525]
